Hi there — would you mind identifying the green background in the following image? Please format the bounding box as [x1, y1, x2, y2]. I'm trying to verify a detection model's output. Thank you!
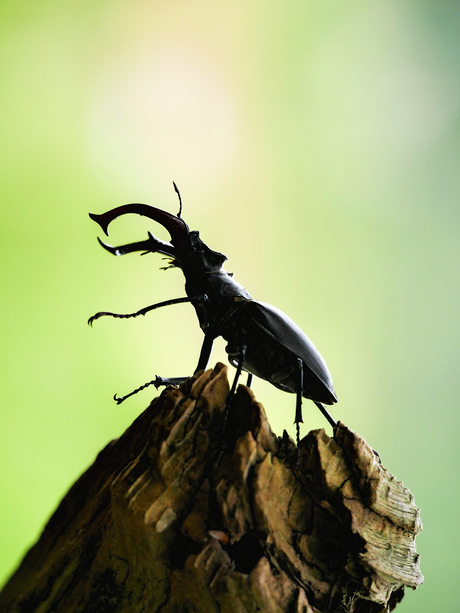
[1, 2, 459, 610]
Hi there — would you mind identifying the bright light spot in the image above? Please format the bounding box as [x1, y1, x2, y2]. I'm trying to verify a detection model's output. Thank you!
[87, 41, 241, 192]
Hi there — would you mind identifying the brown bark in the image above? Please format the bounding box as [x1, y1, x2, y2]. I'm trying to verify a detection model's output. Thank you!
[0, 363, 423, 613]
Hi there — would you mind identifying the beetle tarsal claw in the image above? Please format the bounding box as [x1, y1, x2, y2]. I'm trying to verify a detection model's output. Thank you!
[88, 312, 104, 326]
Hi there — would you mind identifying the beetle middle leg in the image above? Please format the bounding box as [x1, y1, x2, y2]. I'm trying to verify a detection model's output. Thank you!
[113, 375, 166, 404]
[152, 332, 216, 390]
[112, 330, 215, 404]
[194, 333, 215, 373]
[222, 344, 247, 437]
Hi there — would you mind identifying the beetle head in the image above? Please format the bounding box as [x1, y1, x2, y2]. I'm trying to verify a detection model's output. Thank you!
[89, 185, 228, 274]
[187, 231, 227, 272]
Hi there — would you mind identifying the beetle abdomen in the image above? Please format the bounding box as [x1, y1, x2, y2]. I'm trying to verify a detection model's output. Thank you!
[223, 300, 337, 405]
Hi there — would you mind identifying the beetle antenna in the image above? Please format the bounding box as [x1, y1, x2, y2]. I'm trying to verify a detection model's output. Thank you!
[173, 181, 182, 218]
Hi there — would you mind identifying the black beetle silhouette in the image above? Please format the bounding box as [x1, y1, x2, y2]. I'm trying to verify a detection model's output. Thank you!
[89, 184, 337, 443]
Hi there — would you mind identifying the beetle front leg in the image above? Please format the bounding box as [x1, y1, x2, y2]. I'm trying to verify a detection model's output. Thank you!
[88, 294, 207, 326]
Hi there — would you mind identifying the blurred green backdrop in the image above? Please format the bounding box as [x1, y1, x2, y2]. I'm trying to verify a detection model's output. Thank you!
[1, 1, 459, 610]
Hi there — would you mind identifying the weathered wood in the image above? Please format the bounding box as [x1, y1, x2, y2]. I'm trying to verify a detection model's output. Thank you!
[0, 363, 423, 613]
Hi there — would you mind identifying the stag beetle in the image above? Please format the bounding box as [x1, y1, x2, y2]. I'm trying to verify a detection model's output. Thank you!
[88, 184, 337, 443]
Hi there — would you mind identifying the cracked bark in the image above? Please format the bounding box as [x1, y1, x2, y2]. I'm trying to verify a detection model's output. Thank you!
[0, 363, 423, 613]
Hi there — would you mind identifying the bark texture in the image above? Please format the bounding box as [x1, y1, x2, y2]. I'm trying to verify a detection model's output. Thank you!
[0, 363, 423, 613]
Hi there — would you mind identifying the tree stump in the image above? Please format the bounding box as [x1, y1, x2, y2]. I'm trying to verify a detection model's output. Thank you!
[0, 363, 423, 613]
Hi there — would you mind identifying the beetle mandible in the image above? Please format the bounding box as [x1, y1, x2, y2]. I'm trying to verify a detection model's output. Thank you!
[88, 184, 337, 443]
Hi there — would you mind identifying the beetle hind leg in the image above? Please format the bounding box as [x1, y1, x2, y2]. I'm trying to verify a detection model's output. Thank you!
[295, 358, 304, 446]
[313, 401, 336, 429]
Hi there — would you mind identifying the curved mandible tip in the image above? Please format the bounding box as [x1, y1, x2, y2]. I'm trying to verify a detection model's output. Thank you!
[88, 203, 189, 245]
[89, 211, 111, 236]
